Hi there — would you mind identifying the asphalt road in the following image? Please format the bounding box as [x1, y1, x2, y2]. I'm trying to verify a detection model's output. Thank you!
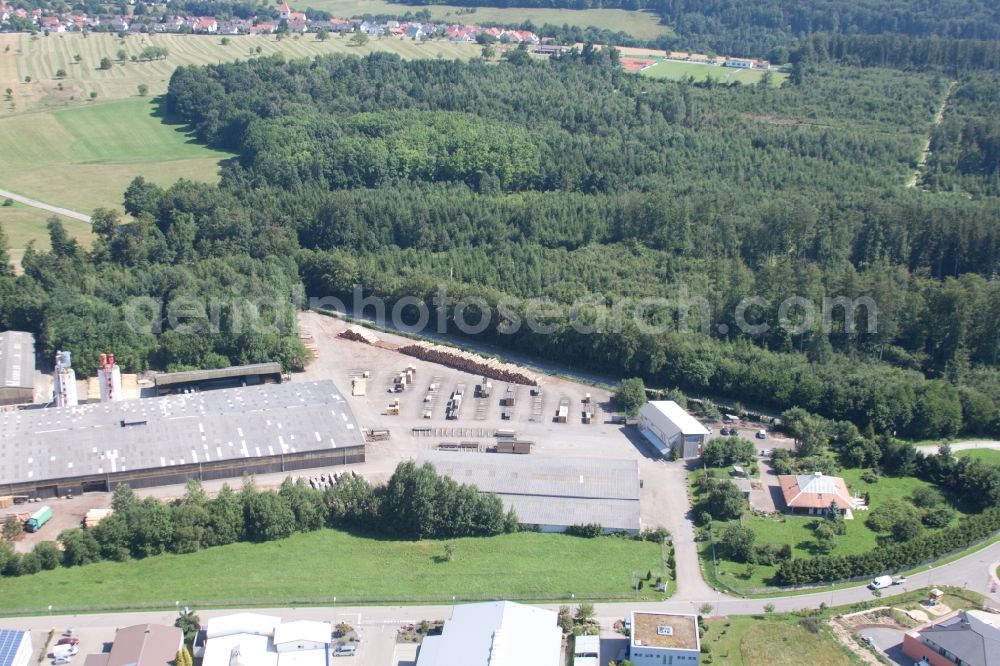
[915, 440, 1000, 455]
[0, 187, 92, 223]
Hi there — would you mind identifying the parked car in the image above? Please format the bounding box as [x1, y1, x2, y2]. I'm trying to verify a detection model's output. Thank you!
[868, 575, 893, 590]
[892, 575, 907, 585]
[56, 638, 79, 647]
[720, 427, 730, 435]
[756, 429, 767, 439]
[52, 657, 72, 665]
[730, 429, 741, 437]
[333, 644, 357, 657]
[759, 448, 772, 457]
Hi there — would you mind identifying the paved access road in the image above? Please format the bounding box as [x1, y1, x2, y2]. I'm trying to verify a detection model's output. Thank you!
[0, 187, 92, 223]
[915, 440, 1000, 455]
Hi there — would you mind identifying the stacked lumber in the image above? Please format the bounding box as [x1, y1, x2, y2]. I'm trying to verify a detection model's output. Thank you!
[339, 325, 380, 345]
[83, 508, 113, 529]
[398, 342, 539, 386]
[299, 332, 318, 358]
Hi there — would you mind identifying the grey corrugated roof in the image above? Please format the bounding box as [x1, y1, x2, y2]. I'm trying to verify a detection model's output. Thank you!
[417, 451, 641, 531]
[921, 612, 1000, 666]
[417, 451, 639, 500]
[153, 363, 282, 387]
[0, 380, 363, 484]
[0, 331, 34, 391]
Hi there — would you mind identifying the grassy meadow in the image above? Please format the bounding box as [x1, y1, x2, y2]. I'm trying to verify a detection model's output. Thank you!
[302, 0, 672, 40]
[701, 615, 855, 666]
[642, 59, 787, 85]
[955, 448, 1000, 465]
[0, 530, 665, 613]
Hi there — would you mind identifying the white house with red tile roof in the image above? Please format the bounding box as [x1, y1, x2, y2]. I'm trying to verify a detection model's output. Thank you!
[278, 2, 291, 20]
[193, 17, 217, 32]
[778, 472, 856, 516]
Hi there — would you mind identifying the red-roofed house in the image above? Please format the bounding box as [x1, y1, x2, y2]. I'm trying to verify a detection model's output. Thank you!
[193, 17, 217, 33]
[778, 472, 856, 515]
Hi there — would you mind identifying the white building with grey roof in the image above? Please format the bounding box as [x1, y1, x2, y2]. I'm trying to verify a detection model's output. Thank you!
[416, 450, 641, 534]
[638, 401, 710, 459]
[0, 331, 35, 406]
[416, 601, 561, 666]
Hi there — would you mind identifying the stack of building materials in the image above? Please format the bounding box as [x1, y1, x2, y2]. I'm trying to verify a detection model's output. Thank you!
[83, 508, 113, 528]
[398, 342, 539, 385]
[387, 398, 400, 416]
[299, 332, 318, 358]
[339, 325, 380, 345]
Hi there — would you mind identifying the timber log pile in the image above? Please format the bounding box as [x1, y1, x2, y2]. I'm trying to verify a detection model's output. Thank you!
[339, 325, 380, 345]
[398, 342, 539, 386]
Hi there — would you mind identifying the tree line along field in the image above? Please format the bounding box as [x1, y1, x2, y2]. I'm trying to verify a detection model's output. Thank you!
[1, 32, 482, 115]
[0, 530, 663, 613]
[303, 0, 672, 40]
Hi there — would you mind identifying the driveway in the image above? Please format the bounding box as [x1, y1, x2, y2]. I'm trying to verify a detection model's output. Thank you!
[861, 626, 908, 665]
[0, 187, 92, 223]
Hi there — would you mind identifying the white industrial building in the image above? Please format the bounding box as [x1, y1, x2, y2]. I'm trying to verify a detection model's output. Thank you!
[416, 601, 561, 666]
[638, 401, 709, 459]
[629, 612, 700, 666]
[200, 613, 332, 666]
[0, 630, 32, 666]
[417, 451, 641, 534]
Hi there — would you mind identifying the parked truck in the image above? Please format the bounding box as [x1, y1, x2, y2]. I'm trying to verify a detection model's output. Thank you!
[25, 505, 53, 532]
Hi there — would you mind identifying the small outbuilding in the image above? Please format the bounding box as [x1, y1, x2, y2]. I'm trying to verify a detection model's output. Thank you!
[638, 401, 709, 459]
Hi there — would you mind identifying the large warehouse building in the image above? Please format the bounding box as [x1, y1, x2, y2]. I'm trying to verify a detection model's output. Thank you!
[0, 331, 35, 407]
[0, 380, 365, 498]
[417, 451, 641, 534]
[638, 401, 709, 459]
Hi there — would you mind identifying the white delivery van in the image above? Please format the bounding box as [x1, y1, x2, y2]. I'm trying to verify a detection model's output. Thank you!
[868, 575, 893, 590]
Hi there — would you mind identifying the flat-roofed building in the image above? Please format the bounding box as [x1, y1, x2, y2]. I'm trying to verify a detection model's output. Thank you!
[416, 601, 561, 666]
[0, 331, 34, 406]
[202, 614, 332, 666]
[629, 612, 700, 666]
[417, 451, 641, 534]
[638, 401, 709, 459]
[0, 380, 365, 498]
[573, 635, 600, 666]
[153, 363, 282, 396]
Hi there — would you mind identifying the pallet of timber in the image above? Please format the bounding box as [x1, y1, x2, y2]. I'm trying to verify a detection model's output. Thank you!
[339, 325, 380, 345]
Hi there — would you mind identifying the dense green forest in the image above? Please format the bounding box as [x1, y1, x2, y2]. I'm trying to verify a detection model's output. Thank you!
[1, 49, 998, 438]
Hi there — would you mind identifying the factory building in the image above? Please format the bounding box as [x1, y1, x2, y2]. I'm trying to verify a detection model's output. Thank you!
[417, 451, 641, 534]
[0, 380, 365, 498]
[0, 331, 35, 407]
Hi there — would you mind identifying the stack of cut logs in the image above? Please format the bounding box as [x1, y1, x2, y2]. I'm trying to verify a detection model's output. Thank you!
[398, 342, 538, 386]
[83, 508, 113, 529]
[339, 325, 380, 345]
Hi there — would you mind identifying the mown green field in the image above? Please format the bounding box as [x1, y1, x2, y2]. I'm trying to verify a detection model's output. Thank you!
[702, 616, 854, 666]
[0, 530, 664, 613]
[642, 59, 787, 85]
[303, 0, 672, 40]
[0, 97, 230, 249]
[956, 448, 1000, 465]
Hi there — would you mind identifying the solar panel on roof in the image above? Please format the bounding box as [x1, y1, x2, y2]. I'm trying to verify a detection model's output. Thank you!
[0, 630, 28, 666]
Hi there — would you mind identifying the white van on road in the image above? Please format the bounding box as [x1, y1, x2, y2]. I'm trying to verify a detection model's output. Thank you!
[868, 575, 893, 590]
